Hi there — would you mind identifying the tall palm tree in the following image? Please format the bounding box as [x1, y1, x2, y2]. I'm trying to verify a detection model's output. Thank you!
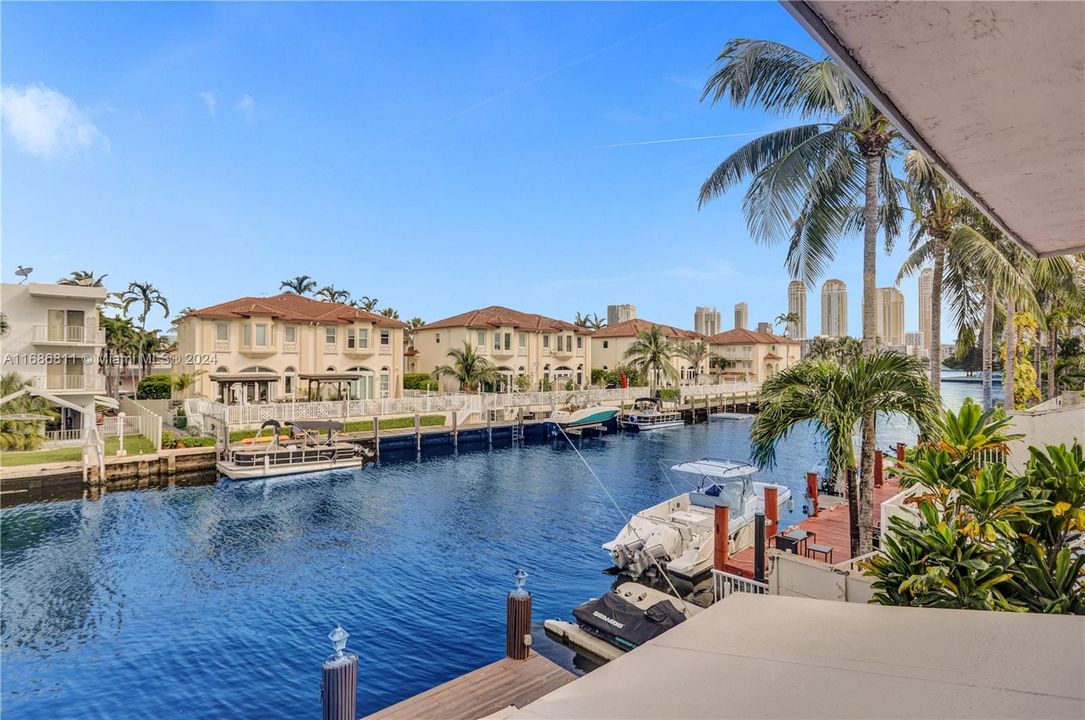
[1029, 255, 1084, 400]
[315, 285, 351, 304]
[58, 270, 108, 287]
[118, 281, 170, 336]
[101, 313, 140, 397]
[774, 312, 800, 338]
[623, 325, 677, 393]
[806, 336, 861, 366]
[432, 342, 496, 393]
[674, 339, 710, 383]
[574, 312, 606, 330]
[354, 295, 379, 312]
[379, 307, 400, 320]
[698, 39, 904, 554]
[405, 316, 425, 349]
[280, 275, 317, 295]
[751, 352, 939, 555]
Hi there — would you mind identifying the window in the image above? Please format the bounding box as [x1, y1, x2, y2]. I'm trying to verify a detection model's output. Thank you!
[284, 325, 297, 344]
[325, 327, 337, 345]
[255, 324, 268, 346]
[494, 332, 501, 350]
[518, 333, 526, 348]
[504, 333, 511, 351]
[243, 324, 252, 346]
[359, 329, 369, 348]
[576, 336, 583, 349]
[543, 335, 550, 349]
[380, 330, 390, 346]
[602, 340, 609, 349]
[380, 369, 390, 398]
[477, 331, 486, 347]
[347, 329, 356, 348]
[436, 333, 441, 344]
[216, 322, 230, 342]
[284, 367, 296, 395]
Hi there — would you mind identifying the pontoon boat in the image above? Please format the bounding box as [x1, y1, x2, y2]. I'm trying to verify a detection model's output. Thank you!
[621, 397, 684, 431]
[216, 419, 368, 480]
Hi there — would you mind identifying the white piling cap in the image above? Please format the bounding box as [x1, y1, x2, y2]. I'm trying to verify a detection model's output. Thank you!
[329, 625, 349, 656]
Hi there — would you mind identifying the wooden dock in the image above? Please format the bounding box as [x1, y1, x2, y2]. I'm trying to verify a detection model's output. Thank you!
[362, 652, 575, 720]
[724, 475, 903, 577]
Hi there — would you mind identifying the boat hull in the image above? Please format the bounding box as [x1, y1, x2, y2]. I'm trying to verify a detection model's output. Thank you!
[216, 457, 365, 480]
[549, 406, 619, 429]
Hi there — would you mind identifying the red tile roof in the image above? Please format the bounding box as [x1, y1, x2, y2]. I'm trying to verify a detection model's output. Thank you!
[709, 328, 798, 345]
[184, 293, 406, 328]
[591, 318, 704, 341]
[420, 306, 590, 334]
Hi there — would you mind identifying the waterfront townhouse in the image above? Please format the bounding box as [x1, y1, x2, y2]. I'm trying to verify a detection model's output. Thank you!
[0, 282, 109, 437]
[591, 319, 709, 384]
[413, 306, 592, 391]
[174, 293, 407, 404]
[708, 328, 801, 382]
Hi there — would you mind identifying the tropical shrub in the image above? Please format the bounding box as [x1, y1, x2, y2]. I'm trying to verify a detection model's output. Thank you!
[655, 388, 679, 402]
[0, 372, 58, 451]
[137, 373, 172, 400]
[403, 373, 438, 392]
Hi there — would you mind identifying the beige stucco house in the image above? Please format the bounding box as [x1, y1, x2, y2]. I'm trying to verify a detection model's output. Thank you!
[708, 328, 801, 382]
[413, 306, 592, 391]
[174, 293, 407, 404]
[591, 319, 709, 384]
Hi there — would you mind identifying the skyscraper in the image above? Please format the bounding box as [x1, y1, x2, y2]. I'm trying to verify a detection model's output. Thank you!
[694, 306, 721, 336]
[734, 302, 748, 330]
[607, 304, 636, 327]
[821, 279, 848, 337]
[918, 267, 933, 350]
[756, 321, 773, 334]
[787, 280, 807, 339]
[875, 287, 906, 346]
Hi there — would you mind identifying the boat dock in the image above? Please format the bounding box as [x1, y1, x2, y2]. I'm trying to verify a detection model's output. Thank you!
[723, 474, 903, 577]
[362, 652, 575, 720]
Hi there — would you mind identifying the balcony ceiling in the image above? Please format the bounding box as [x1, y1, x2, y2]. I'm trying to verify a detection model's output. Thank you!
[785, 1, 1085, 256]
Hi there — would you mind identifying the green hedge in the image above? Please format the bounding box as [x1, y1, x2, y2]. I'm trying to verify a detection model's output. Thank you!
[162, 432, 216, 449]
[137, 373, 172, 400]
[404, 373, 438, 392]
[656, 388, 679, 402]
[227, 414, 446, 442]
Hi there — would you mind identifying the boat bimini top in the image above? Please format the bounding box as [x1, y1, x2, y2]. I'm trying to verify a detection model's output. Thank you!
[669, 458, 758, 480]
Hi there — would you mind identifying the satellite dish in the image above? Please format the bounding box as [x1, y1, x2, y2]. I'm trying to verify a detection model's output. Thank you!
[14, 266, 33, 283]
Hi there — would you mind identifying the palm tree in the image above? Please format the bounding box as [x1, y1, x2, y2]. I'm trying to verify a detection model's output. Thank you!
[354, 295, 379, 312]
[432, 342, 496, 393]
[118, 281, 170, 335]
[751, 352, 939, 555]
[623, 325, 677, 393]
[58, 270, 109, 287]
[101, 313, 140, 397]
[0, 372, 59, 451]
[574, 312, 606, 330]
[774, 312, 800, 338]
[698, 39, 904, 554]
[314, 285, 351, 304]
[0, 313, 8, 337]
[806, 336, 861, 366]
[170, 370, 205, 398]
[405, 317, 425, 349]
[1029, 256, 1084, 400]
[674, 339, 710, 384]
[280, 275, 317, 295]
[379, 307, 400, 320]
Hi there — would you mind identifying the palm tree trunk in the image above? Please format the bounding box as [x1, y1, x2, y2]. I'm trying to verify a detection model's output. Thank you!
[1033, 332, 1043, 399]
[982, 279, 995, 410]
[1047, 327, 1058, 399]
[846, 466, 860, 557]
[857, 153, 879, 556]
[929, 236, 945, 393]
[1004, 296, 1016, 409]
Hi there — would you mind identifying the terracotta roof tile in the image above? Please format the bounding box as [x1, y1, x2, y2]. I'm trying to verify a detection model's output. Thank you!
[709, 328, 798, 345]
[591, 319, 705, 341]
[420, 306, 589, 334]
[184, 293, 406, 327]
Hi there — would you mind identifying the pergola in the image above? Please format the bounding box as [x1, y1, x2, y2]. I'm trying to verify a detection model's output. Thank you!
[209, 372, 279, 405]
[298, 372, 365, 401]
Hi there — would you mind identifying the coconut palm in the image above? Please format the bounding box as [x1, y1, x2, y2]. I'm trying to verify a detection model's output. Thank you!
[751, 352, 939, 555]
[774, 312, 800, 338]
[1029, 255, 1084, 400]
[118, 281, 170, 335]
[314, 285, 351, 304]
[574, 312, 606, 330]
[623, 325, 677, 392]
[101, 313, 140, 397]
[674, 339, 710, 383]
[58, 270, 109, 287]
[353, 295, 379, 312]
[806, 335, 861, 366]
[280, 275, 317, 295]
[432, 342, 496, 393]
[379, 307, 400, 320]
[698, 39, 905, 554]
[405, 316, 425, 349]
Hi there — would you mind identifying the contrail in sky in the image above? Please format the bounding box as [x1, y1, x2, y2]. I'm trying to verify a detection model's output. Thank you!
[288, 7, 702, 189]
[591, 131, 765, 149]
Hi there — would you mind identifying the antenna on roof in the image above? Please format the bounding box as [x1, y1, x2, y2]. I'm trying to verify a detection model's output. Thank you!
[14, 266, 33, 284]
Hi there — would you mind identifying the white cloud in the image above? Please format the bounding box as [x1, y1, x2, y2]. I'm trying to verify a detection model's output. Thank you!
[1, 84, 109, 159]
[235, 94, 255, 123]
[199, 91, 217, 116]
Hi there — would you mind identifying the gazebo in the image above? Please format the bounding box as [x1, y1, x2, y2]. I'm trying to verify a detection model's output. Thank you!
[298, 372, 366, 401]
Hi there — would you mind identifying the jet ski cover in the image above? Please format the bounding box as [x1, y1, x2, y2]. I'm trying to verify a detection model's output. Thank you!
[572, 592, 687, 651]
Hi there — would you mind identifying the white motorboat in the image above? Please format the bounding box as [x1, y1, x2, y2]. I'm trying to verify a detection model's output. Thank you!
[603, 458, 792, 580]
[216, 420, 369, 480]
[548, 393, 619, 430]
[621, 398, 684, 431]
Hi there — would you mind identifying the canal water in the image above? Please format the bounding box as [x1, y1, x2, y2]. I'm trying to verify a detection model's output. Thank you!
[1, 380, 994, 719]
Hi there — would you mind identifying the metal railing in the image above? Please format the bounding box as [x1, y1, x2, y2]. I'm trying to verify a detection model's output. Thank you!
[712, 569, 770, 602]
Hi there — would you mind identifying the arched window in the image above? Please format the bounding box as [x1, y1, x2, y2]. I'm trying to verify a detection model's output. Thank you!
[326, 366, 336, 372]
[284, 366, 297, 396]
[379, 366, 390, 399]
[216, 366, 229, 374]
[347, 366, 375, 400]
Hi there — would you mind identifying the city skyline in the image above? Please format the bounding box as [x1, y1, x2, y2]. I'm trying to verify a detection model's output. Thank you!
[821, 279, 848, 338]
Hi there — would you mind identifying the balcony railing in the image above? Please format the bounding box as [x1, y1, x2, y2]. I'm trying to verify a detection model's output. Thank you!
[33, 325, 104, 345]
[32, 374, 106, 392]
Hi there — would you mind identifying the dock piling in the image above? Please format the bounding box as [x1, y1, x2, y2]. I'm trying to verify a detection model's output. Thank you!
[896, 442, 906, 462]
[452, 412, 458, 450]
[373, 416, 380, 460]
[506, 569, 532, 661]
[805, 472, 819, 517]
[753, 513, 766, 582]
[414, 413, 421, 453]
[764, 486, 779, 544]
[322, 626, 358, 720]
[713, 504, 730, 571]
[874, 450, 884, 488]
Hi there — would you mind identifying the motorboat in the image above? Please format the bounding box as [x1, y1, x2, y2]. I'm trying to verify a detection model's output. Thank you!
[548, 393, 619, 430]
[216, 419, 369, 480]
[544, 582, 701, 662]
[621, 398, 684, 432]
[603, 458, 792, 580]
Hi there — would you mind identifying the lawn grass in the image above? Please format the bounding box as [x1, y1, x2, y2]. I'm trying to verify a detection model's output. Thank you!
[0, 435, 157, 467]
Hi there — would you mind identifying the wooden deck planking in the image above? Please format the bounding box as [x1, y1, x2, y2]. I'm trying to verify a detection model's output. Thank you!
[724, 476, 902, 577]
[363, 652, 575, 720]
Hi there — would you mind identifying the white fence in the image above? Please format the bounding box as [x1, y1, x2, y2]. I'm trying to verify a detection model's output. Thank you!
[119, 397, 163, 451]
[712, 570, 770, 602]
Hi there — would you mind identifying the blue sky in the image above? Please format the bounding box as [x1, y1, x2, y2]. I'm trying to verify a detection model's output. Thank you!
[2, 1, 933, 337]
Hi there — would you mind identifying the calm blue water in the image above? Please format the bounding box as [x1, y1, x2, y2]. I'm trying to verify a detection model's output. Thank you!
[1, 381, 990, 719]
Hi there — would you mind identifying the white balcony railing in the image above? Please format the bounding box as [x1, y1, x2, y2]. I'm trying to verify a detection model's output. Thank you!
[33, 325, 104, 345]
[32, 374, 106, 392]
[712, 569, 770, 602]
